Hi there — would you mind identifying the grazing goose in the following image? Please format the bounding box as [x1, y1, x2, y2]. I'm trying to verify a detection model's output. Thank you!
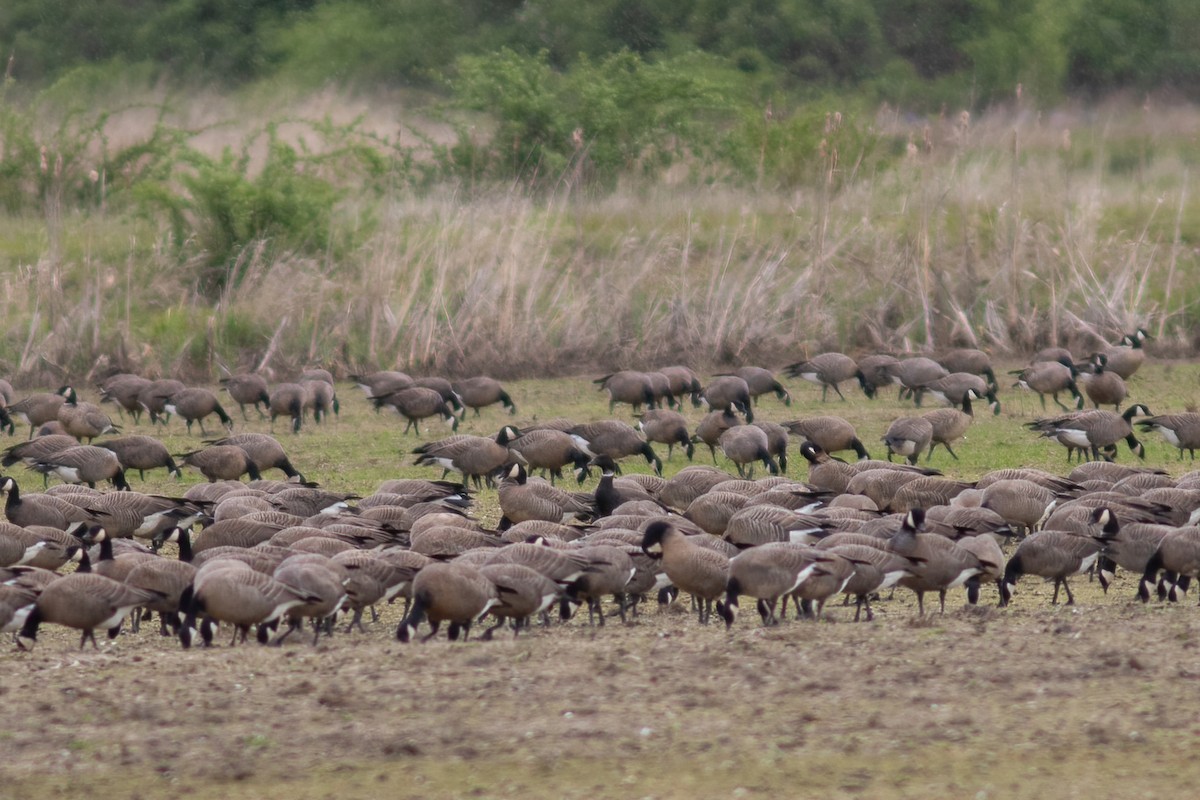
[636, 409, 695, 461]
[0, 584, 38, 634]
[453, 376, 516, 416]
[507, 429, 591, 485]
[1139, 527, 1200, 603]
[220, 373, 272, 420]
[657, 466, 733, 511]
[1010, 356, 1083, 411]
[594, 371, 659, 414]
[372, 386, 458, 435]
[478, 563, 560, 637]
[888, 509, 993, 615]
[1137, 413, 1200, 460]
[204, 433, 304, 481]
[719, 426, 779, 479]
[716, 543, 831, 627]
[1029, 404, 1150, 462]
[782, 416, 869, 461]
[32, 445, 130, 490]
[266, 383, 305, 434]
[569, 420, 662, 476]
[2, 434, 80, 470]
[57, 387, 118, 443]
[884, 358, 950, 402]
[700, 376, 754, 421]
[97, 374, 152, 423]
[882, 416, 934, 466]
[17, 572, 162, 650]
[271, 557, 349, 645]
[562, 544, 637, 625]
[691, 410, 741, 464]
[351, 370, 413, 399]
[920, 389, 982, 461]
[163, 388, 234, 436]
[179, 562, 319, 647]
[497, 463, 594, 527]
[178, 445, 263, 482]
[783, 352, 871, 401]
[137, 379, 186, 425]
[936, 348, 999, 392]
[1079, 353, 1127, 410]
[1096, 521, 1174, 596]
[411, 377, 464, 415]
[658, 366, 703, 404]
[0, 477, 93, 529]
[725, 367, 790, 406]
[914, 372, 999, 413]
[96, 435, 181, 480]
[301, 379, 339, 424]
[1103, 328, 1150, 379]
[999, 508, 1115, 606]
[825, 544, 913, 621]
[978, 478, 1057, 536]
[6, 392, 66, 438]
[412, 427, 521, 489]
[396, 562, 505, 642]
[641, 520, 730, 624]
[754, 422, 790, 474]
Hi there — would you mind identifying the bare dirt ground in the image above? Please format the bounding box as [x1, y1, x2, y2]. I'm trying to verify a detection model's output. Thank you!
[3, 573, 1200, 800]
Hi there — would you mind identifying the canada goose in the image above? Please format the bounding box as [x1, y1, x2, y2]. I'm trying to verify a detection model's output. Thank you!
[2, 434, 80, 470]
[754, 422, 789, 474]
[700, 376, 754, 422]
[978, 478, 1057, 536]
[478, 563, 560, 637]
[351, 370, 413, 398]
[6, 392, 66, 438]
[882, 416, 934, 466]
[269, 487, 359, 518]
[0, 522, 48, 567]
[32, 445, 130, 490]
[797, 441, 858, 494]
[270, 558, 349, 645]
[594, 371, 658, 414]
[569, 420, 662, 476]
[920, 389, 982, 461]
[723, 505, 830, 548]
[1139, 527, 1200, 602]
[16, 568, 163, 651]
[726, 367, 791, 406]
[782, 416, 869, 460]
[94, 435, 181, 480]
[641, 520, 730, 624]
[914, 372, 999, 414]
[825, 544, 913, 621]
[659, 366, 703, 404]
[497, 463, 594, 527]
[644, 372, 676, 409]
[690, 409, 740, 465]
[179, 562, 319, 647]
[888, 508, 992, 614]
[657, 466, 733, 511]
[204, 433, 304, 481]
[715, 543, 827, 627]
[1095, 521, 1173, 596]
[411, 377, 464, 415]
[97, 374, 151, 423]
[636, 409, 695, 462]
[718, 426, 779, 479]
[447, 376, 512, 416]
[178, 445, 264, 482]
[0, 477, 93, 529]
[220, 374, 272, 420]
[589, 457, 665, 517]
[0, 584, 38, 633]
[300, 379, 339, 425]
[562, 544, 637, 625]
[683, 491, 751, 537]
[372, 386, 458, 435]
[1029, 404, 1150, 461]
[56, 387, 118, 443]
[881, 358, 950, 402]
[507, 429, 591, 485]
[5, 524, 81, 570]
[845, 469, 926, 511]
[78, 526, 157, 585]
[783, 352, 871, 401]
[1011, 356, 1084, 411]
[396, 562, 505, 642]
[0, 404, 11, 436]
[1103, 328, 1151, 379]
[999, 508, 1113, 606]
[888, 477, 974, 513]
[1079, 353, 1127, 410]
[1137, 413, 1200, 459]
[137, 379, 186, 425]
[937, 348, 998, 392]
[413, 427, 522, 489]
[954, 533, 1006, 604]
[269, 383, 306, 434]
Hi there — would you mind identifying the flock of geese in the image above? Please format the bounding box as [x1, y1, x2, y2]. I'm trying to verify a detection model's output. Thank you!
[4, 325, 1200, 651]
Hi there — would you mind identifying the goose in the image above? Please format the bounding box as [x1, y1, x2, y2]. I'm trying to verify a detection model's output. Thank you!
[718, 426, 779, 479]
[658, 366, 703, 404]
[782, 416, 869, 460]
[137, 379, 186, 425]
[920, 389, 982, 461]
[1096, 521, 1174, 596]
[178, 445, 263, 482]
[412, 427, 522, 489]
[724, 367, 790, 406]
[1103, 328, 1150, 379]
[56, 387, 118, 443]
[2, 434, 80, 469]
[478, 563, 560, 638]
[882, 416, 934, 466]
[268, 383, 306, 434]
[396, 562, 506, 642]
[825, 544, 913, 621]
[301, 379, 339, 425]
[219, 374, 272, 420]
[882, 357, 949, 401]
[936, 348, 999, 392]
[691, 410, 740, 464]
[507, 429, 591, 485]
[798, 441, 858, 494]
[636, 409, 695, 461]
[888, 508, 994, 615]
[569, 420, 662, 476]
[657, 466, 733, 510]
[1139, 527, 1200, 603]
[699, 376, 754, 421]
[3, 524, 81, 571]
[594, 371, 659, 414]
[411, 377, 464, 415]
[453, 376, 516, 416]
[372, 386, 458, 435]
[888, 476, 974, 513]
[162, 388, 234, 436]
[1138, 413, 1200, 460]
[754, 421, 790, 474]
[0, 584, 38, 634]
[978, 478, 1058, 536]
[17, 572, 162, 650]
[1029, 404, 1150, 462]
[641, 520, 730, 624]
[1010, 356, 1084, 411]
[97, 374, 151, 423]
[350, 371, 413, 398]
[716, 543, 831, 627]
[0, 477, 93, 529]
[179, 562, 319, 647]
[498, 463, 594, 527]
[5, 392, 66, 438]
[723, 505, 831, 548]
[914, 372, 1000, 413]
[32, 445, 130, 490]
[562, 544, 637, 625]
[999, 508, 1114, 606]
[270, 557, 349, 645]
[203, 433, 304, 481]
[96, 435, 181, 480]
[1079, 353, 1127, 410]
[782, 352, 871, 401]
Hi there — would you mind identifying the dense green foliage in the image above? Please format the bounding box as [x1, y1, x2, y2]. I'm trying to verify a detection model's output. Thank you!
[2, 0, 1197, 105]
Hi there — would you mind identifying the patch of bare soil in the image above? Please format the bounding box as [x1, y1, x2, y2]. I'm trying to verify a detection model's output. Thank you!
[2, 570, 1200, 799]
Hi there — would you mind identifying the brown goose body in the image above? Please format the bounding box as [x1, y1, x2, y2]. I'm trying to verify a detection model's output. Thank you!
[396, 562, 502, 642]
[18, 572, 161, 650]
[220, 373, 272, 420]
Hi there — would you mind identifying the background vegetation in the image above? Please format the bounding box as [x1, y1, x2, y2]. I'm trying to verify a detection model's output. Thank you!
[1, 1, 1198, 383]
